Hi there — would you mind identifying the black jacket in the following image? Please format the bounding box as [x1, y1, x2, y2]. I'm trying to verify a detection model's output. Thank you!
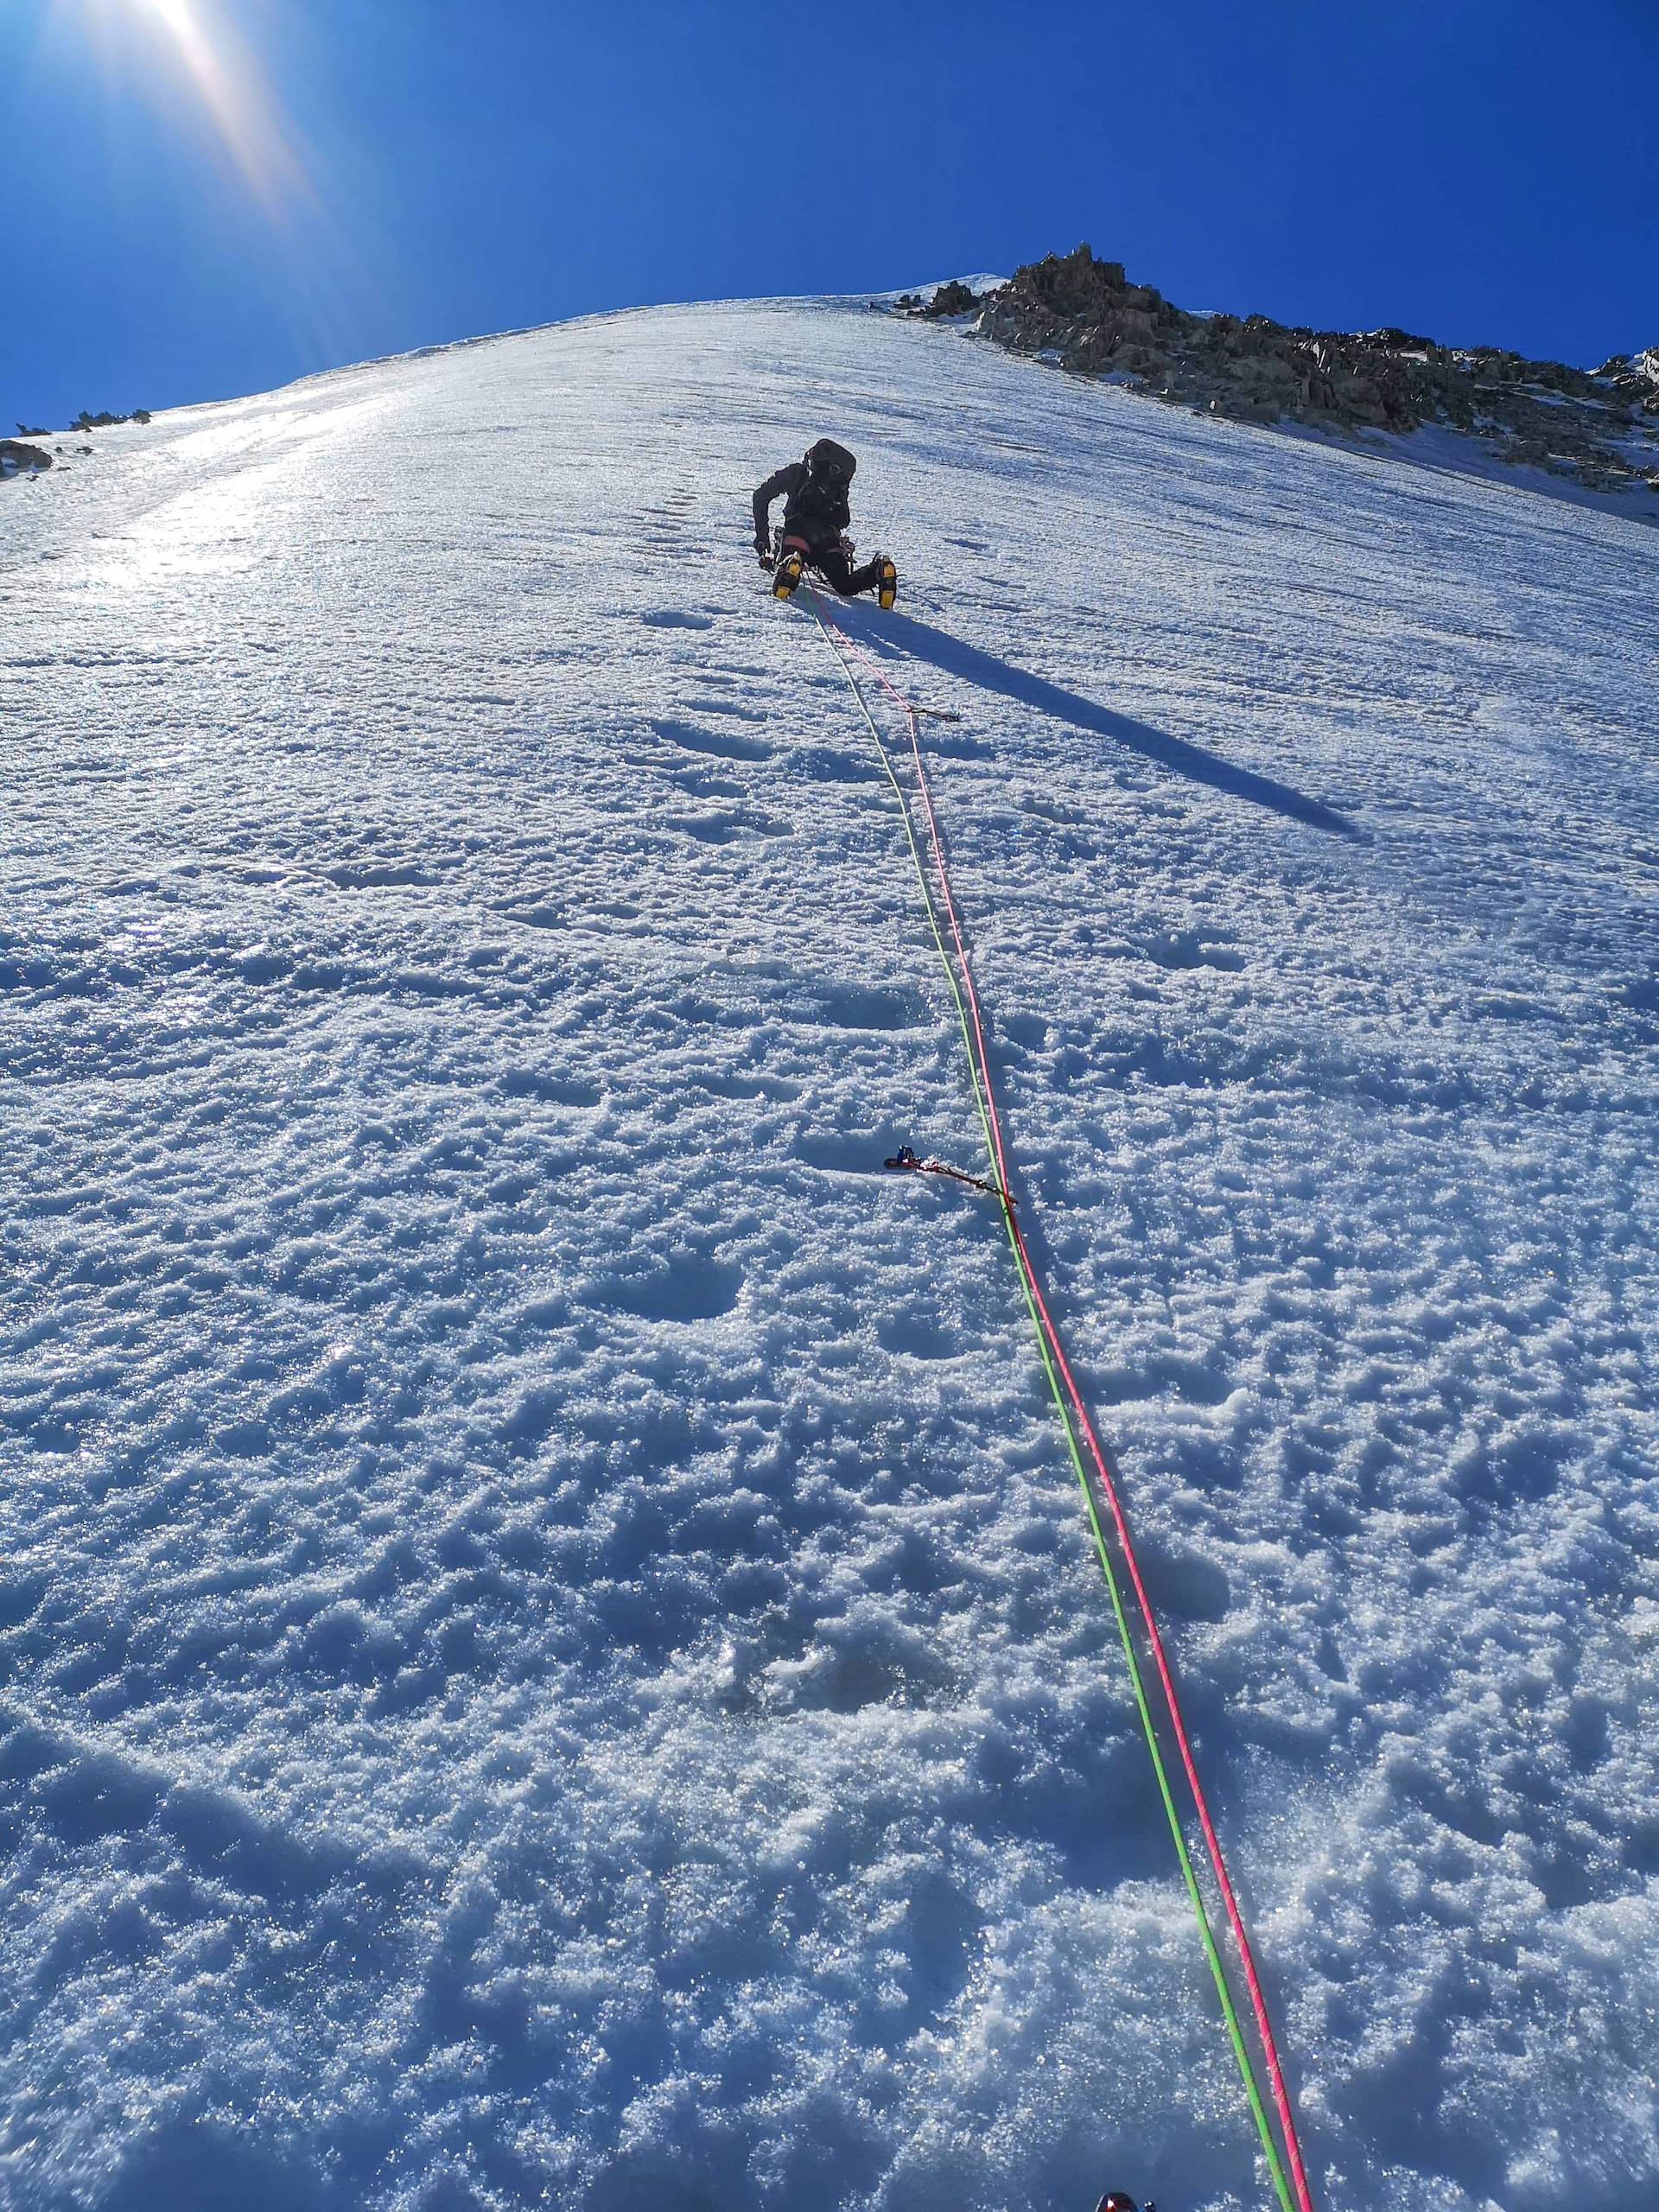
[753, 462, 850, 556]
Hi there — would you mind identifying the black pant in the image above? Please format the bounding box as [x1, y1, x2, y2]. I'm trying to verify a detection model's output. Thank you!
[809, 540, 884, 597]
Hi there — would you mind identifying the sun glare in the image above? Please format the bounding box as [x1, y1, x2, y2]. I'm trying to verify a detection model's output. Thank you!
[138, 0, 195, 35]
[74, 0, 373, 365]
[111, 0, 316, 222]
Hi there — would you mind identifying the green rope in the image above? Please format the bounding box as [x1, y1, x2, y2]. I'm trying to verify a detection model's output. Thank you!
[810, 604, 1295, 2212]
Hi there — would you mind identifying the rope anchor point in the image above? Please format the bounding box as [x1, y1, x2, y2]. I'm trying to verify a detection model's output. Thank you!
[883, 1144, 1016, 1207]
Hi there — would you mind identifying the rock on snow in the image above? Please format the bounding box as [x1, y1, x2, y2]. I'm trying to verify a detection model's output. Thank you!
[2, 297, 1656, 2212]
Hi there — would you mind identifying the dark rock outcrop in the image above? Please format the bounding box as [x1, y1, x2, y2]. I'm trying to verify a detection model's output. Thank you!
[925, 280, 981, 318]
[0, 439, 53, 477]
[902, 244, 1659, 500]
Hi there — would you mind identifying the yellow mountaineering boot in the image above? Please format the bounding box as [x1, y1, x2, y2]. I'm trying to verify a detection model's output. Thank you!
[875, 555, 897, 611]
[772, 548, 805, 601]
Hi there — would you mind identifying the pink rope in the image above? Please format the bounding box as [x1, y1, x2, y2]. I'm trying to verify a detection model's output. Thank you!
[809, 589, 1315, 2212]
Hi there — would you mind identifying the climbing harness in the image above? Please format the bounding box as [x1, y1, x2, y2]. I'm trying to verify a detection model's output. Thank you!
[802, 582, 1317, 2212]
[883, 1143, 1014, 1205]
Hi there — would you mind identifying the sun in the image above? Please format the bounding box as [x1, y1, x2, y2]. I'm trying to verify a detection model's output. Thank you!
[70, 0, 364, 361]
[108, 0, 315, 222]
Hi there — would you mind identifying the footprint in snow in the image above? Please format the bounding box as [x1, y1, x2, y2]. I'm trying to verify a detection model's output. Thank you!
[650, 715, 772, 763]
[593, 1255, 743, 1324]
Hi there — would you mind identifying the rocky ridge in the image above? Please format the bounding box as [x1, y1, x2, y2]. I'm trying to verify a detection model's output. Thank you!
[899, 245, 1659, 503]
[1, 408, 151, 484]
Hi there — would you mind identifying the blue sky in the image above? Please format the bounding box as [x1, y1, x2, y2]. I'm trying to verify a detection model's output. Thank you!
[3, 0, 1656, 428]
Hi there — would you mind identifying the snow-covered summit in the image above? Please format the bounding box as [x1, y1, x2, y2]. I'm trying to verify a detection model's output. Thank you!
[3, 296, 1657, 2212]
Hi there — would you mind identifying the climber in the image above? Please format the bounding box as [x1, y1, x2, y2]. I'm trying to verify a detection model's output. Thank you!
[752, 437, 897, 607]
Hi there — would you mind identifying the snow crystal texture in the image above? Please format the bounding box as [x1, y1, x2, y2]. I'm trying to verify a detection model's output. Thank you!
[3, 299, 1657, 2212]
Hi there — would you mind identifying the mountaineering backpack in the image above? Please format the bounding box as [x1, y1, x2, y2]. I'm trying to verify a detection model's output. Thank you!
[804, 437, 856, 481]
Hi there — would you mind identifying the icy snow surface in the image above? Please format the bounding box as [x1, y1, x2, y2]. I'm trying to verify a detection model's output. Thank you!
[3, 299, 1657, 2212]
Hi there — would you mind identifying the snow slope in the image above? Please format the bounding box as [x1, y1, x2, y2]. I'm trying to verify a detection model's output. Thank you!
[3, 298, 1656, 2212]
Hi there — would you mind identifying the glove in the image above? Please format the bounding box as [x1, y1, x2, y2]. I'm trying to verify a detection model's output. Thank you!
[839, 533, 855, 556]
[755, 538, 773, 569]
